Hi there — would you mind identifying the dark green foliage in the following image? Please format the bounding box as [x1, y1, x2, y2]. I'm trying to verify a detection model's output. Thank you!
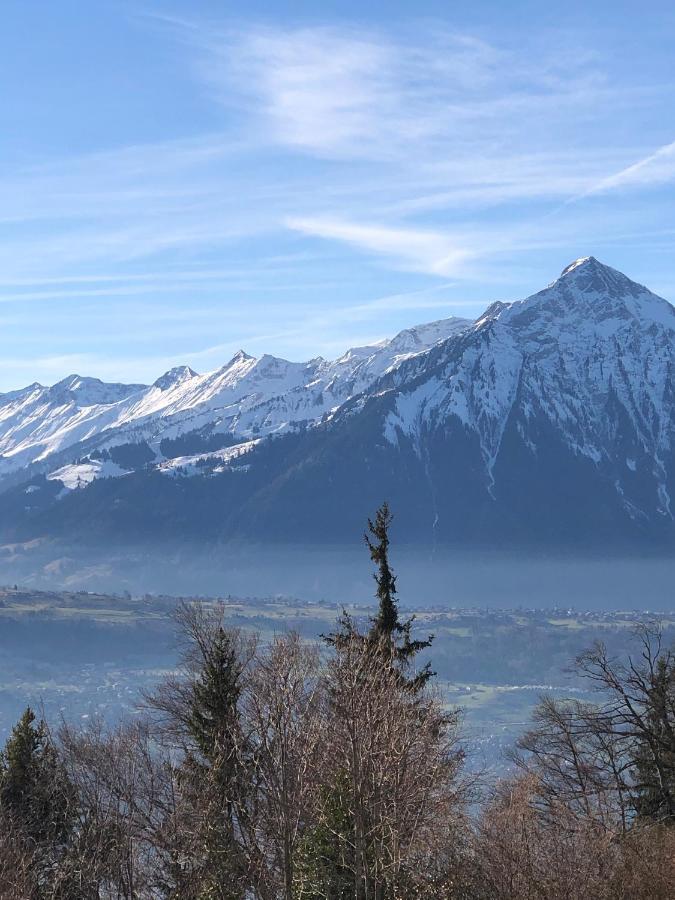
[325, 503, 433, 690]
[632, 655, 675, 824]
[0, 708, 83, 899]
[108, 441, 156, 469]
[89, 441, 155, 468]
[0, 708, 43, 814]
[159, 430, 240, 459]
[366, 502, 398, 637]
[184, 627, 247, 899]
[0, 707, 74, 845]
[189, 627, 242, 765]
[293, 775, 354, 900]
[365, 502, 433, 689]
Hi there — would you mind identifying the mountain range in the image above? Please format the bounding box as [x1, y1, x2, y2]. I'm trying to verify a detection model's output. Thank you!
[3, 256, 675, 552]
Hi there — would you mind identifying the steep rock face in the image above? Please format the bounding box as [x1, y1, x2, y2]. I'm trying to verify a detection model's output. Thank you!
[375, 257, 675, 534]
[2, 258, 675, 550]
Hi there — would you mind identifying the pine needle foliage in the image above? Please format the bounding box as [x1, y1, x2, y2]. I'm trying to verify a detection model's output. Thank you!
[365, 501, 434, 690]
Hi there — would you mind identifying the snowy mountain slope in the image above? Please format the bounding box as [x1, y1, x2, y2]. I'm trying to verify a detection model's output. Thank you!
[378, 257, 675, 515]
[0, 376, 148, 476]
[4, 257, 675, 551]
[0, 315, 471, 486]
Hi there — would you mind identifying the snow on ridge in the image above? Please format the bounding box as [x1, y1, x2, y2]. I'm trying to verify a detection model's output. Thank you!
[47, 374, 147, 406]
[497, 256, 675, 336]
[378, 258, 675, 515]
[559, 256, 593, 277]
[153, 366, 199, 391]
[0, 312, 472, 481]
[6, 257, 675, 506]
[158, 439, 261, 477]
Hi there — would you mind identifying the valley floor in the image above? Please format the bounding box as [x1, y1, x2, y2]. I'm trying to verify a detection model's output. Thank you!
[2, 586, 672, 771]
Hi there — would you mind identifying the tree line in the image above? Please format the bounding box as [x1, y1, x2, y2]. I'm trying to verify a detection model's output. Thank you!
[0, 504, 674, 898]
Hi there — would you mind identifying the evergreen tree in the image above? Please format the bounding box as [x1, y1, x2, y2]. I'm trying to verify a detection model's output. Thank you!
[325, 503, 433, 689]
[365, 501, 434, 689]
[366, 502, 399, 638]
[632, 655, 675, 824]
[292, 775, 354, 900]
[313, 505, 441, 899]
[189, 626, 242, 766]
[0, 707, 79, 899]
[0, 707, 43, 818]
[0, 707, 74, 846]
[184, 627, 248, 899]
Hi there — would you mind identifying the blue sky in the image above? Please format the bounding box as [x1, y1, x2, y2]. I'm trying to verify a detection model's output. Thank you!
[1, 0, 675, 390]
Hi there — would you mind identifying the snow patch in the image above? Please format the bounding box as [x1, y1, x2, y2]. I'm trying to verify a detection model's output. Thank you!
[158, 440, 261, 477]
[47, 459, 131, 490]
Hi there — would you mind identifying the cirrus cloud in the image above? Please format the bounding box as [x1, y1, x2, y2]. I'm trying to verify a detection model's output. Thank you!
[285, 216, 472, 276]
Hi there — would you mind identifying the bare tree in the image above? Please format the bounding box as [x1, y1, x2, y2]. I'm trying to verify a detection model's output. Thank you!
[510, 695, 633, 832]
[0, 822, 39, 899]
[510, 624, 675, 833]
[59, 718, 187, 898]
[243, 632, 323, 900]
[575, 625, 675, 824]
[477, 773, 675, 900]
[304, 629, 467, 899]
[478, 626, 675, 900]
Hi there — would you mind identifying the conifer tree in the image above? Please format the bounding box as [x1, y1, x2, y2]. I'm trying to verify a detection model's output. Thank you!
[0, 707, 43, 818]
[325, 503, 433, 690]
[310, 505, 442, 899]
[365, 501, 434, 689]
[632, 655, 675, 824]
[0, 707, 79, 898]
[185, 626, 248, 899]
[293, 775, 354, 900]
[0, 706, 73, 845]
[189, 626, 242, 767]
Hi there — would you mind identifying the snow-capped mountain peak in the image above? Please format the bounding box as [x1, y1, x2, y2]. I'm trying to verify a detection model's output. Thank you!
[153, 366, 199, 391]
[0, 312, 472, 484]
[45, 375, 147, 406]
[556, 256, 609, 281]
[229, 349, 254, 364]
[4, 258, 675, 550]
[379, 256, 675, 527]
[559, 255, 596, 277]
[493, 257, 675, 336]
[557, 255, 635, 292]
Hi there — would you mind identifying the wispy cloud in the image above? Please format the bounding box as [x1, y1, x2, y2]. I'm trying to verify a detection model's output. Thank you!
[286, 216, 472, 275]
[189, 23, 610, 163]
[0, 21, 656, 283]
[581, 140, 675, 196]
[1, 13, 674, 389]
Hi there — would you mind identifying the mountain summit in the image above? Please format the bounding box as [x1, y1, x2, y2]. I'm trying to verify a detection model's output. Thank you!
[558, 255, 643, 292]
[2, 258, 675, 550]
[500, 256, 675, 331]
